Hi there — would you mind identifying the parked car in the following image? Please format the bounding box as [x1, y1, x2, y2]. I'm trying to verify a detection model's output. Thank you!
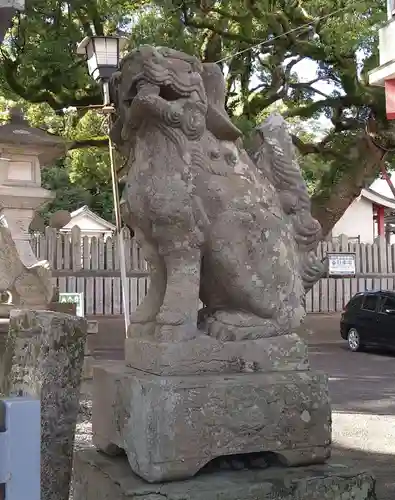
[341, 290, 395, 351]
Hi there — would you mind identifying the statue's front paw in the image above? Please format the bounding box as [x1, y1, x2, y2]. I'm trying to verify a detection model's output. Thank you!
[155, 308, 201, 341]
[156, 307, 185, 326]
[130, 310, 157, 324]
[154, 322, 201, 342]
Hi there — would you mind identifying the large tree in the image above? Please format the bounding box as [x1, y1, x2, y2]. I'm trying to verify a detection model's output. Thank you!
[0, 0, 390, 235]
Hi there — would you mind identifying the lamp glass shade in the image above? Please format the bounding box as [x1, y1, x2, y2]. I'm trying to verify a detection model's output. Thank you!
[86, 40, 98, 78]
[78, 36, 124, 82]
[94, 37, 119, 67]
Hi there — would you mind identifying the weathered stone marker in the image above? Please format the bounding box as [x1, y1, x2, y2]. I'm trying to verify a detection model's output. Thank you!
[74, 45, 375, 499]
[1, 309, 87, 500]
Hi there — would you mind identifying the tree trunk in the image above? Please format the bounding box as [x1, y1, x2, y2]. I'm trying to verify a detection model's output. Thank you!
[310, 133, 385, 238]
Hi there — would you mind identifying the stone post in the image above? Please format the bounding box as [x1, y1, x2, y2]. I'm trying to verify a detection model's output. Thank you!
[83, 319, 98, 380]
[0, 309, 87, 500]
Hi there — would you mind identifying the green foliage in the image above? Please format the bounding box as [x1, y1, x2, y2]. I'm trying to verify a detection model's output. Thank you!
[0, 0, 391, 230]
[39, 160, 92, 223]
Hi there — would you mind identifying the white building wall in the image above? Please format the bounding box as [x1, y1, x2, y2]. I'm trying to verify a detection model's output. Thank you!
[331, 197, 374, 243]
[62, 214, 109, 232]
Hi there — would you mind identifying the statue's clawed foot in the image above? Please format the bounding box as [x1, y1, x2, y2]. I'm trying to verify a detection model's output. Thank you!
[154, 307, 201, 341]
[207, 310, 288, 341]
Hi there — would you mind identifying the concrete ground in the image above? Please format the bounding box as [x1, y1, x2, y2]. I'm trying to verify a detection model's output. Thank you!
[305, 315, 395, 500]
[88, 313, 395, 498]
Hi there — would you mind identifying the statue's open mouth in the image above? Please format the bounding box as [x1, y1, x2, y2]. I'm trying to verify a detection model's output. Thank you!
[124, 73, 201, 106]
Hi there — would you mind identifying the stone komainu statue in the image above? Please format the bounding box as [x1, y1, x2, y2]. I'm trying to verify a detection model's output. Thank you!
[93, 46, 331, 483]
[110, 45, 325, 341]
[0, 225, 54, 309]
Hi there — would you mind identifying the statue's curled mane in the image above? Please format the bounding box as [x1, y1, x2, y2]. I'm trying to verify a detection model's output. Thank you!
[251, 114, 326, 289]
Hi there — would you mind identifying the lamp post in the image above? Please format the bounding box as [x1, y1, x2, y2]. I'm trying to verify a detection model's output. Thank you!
[76, 35, 130, 334]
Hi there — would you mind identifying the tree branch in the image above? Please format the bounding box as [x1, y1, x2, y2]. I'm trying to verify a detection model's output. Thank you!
[67, 137, 109, 150]
[182, 17, 258, 44]
[209, 7, 248, 22]
[284, 95, 354, 119]
[291, 134, 321, 155]
[291, 132, 345, 160]
[1, 53, 61, 108]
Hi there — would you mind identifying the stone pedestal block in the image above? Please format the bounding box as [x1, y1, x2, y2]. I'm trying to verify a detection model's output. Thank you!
[1, 309, 87, 500]
[73, 449, 375, 500]
[124, 333, 309, 376]
[92, 362, 331, 483]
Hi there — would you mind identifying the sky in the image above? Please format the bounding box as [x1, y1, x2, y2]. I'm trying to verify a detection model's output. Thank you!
[371, 175, 395, 197]
[248, 56, 335, 135]
[292, 58, 334, 134]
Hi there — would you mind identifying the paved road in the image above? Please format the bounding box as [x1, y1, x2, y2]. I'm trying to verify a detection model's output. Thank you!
[309, 341, 395, 499]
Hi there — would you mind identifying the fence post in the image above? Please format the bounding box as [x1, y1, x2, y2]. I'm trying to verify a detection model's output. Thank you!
[0, 397, 40, 500]
[71, 226, 82, 271]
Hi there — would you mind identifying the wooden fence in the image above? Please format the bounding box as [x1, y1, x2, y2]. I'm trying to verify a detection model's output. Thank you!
[307, 235, 395, 313]
[31, 227, 150, 316]
[30, 229, 395, 315]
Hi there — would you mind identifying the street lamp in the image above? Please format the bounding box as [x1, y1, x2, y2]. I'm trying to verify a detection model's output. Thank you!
[77, 36, 127, 104]
[77, 35, 130, 335]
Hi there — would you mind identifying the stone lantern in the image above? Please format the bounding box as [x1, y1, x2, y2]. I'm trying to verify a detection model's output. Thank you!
[0, 107, 67, 269]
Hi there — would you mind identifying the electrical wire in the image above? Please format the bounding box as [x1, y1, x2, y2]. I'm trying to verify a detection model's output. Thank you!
[214, 1, 369, 64]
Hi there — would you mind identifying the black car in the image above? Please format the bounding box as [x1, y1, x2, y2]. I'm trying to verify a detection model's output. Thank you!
[341, 290, 395, 352]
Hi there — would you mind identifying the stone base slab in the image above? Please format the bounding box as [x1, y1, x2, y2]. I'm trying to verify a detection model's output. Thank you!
[124, 333, 309, 375]
[92, 362, 331, 482]
[73, 449, 375, 500]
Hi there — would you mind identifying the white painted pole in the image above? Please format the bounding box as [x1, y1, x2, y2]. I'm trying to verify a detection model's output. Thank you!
[108, 135, 130, 335]
[103, 81, 130, 336]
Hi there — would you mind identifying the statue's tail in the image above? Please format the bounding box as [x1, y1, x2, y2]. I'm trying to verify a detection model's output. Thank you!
[301, 252, 328, 292]
[250, 113, 325, 290]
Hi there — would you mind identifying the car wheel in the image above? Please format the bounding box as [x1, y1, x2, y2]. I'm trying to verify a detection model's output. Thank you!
[347, 328, 362, 352]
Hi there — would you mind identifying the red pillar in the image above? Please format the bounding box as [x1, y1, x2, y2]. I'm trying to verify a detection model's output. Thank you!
[385, 79, 395, 120]
[377, 205, 385, 237]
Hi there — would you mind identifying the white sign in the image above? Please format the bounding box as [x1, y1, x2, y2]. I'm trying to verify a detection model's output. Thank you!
[59, 292, 84, 317]
[327, 253, 356, 277]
